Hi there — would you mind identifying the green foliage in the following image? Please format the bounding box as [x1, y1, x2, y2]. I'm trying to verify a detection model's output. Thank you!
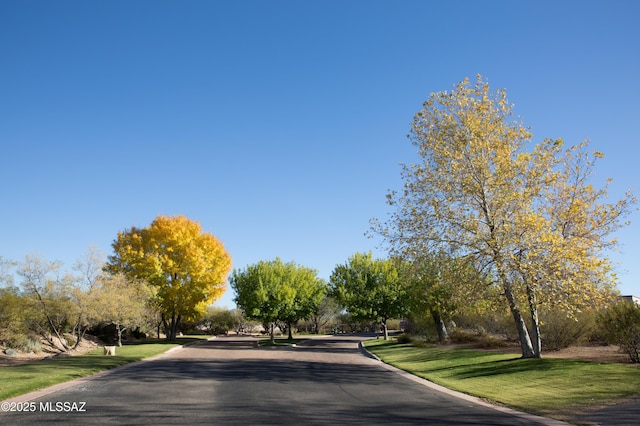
[403, 253, 483, 322]
[198, 306, 238, 335]
[599, 300, 640, 363]
[330, 252, 407, 339]
[17, 255, 77, 351]
[448, 328, 479, 343]
[0, 285, 29, 345]
[334, 312, 375, 333]
[540, 308, 596, 351]
[395, 333, 413, 344]
[230, 258, 327, 341]
[300, 295, 341, 334]
[6, 335, 42, 353]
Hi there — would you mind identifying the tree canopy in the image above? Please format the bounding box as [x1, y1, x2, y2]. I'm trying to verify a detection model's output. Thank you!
[403, 251, 483, 343]
[329, 252, 407, 340]
[374, 75, 634, 357]
[230, 258, 326, 342]
[106, 215, 232, 340]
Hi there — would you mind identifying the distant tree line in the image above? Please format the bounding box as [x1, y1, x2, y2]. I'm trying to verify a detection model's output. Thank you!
[2, 76, 637, 363]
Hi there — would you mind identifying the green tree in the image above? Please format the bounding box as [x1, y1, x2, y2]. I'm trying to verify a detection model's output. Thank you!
[96, 273, 154, 346]
[69, 247, 106, 348]
[106, 215, 232, 340]
[0, 285, 28, 346]
[199, 306, 237, 335]
[17, 255, 75, 352]
[0, 257, 25, 345]
[373, 76, 633, 357]
[599, 300, 640, 363]
[404, 252, 480, 343]
[230, 258, 326, 343]
[308, 295, 341, 334]
[329, 252, 407, 340]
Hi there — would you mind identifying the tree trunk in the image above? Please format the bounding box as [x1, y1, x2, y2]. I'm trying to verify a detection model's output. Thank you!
[503, 283, 536, 358]
[162, 312, 181, 340]
[270, 322, 275, 344]
[527, 285, 542, 357]
[73, 325, 87, 349]
[170, 314, 182, 340]
[382, 318, 389, 340]
[431, 310, 449, 343]
[162, 314, 170, 340]
[494, 256, 536, 358]
[115, 323, 127, 346]
[35, 324, 63, 353]
[287, 322, 293, 341]
[34, 290, 69, 351]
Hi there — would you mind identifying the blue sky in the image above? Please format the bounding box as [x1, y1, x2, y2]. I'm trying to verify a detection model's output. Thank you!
[1, 0, 638, 308]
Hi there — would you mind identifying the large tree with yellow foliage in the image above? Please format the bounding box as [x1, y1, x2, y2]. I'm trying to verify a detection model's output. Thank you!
[374, 76, 635, 358]
[106, 215, 232, 340]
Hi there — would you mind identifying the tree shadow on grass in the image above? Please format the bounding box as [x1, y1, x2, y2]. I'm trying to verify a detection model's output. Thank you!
[449, 358, 566, 379]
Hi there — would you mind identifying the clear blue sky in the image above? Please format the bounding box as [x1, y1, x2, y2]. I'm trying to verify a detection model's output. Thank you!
[1, 0, 638, 308]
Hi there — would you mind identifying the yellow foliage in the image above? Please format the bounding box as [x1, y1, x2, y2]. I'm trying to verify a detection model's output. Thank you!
[107, 215, 232, 323]
[376, 75, 635, 357]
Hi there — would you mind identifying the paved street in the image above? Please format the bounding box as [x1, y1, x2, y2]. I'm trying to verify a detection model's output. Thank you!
[1, 336, 565, 425]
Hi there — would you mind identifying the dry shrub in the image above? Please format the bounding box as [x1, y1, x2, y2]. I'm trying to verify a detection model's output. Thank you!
[541, 309, 596, 351]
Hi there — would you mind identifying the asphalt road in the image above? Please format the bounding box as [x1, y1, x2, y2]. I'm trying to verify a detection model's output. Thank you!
[1, 335, 567, 425]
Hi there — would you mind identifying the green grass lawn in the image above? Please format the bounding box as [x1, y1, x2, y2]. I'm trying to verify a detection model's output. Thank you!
[0, 336, 208, 401]
[364, 339, 640, 420]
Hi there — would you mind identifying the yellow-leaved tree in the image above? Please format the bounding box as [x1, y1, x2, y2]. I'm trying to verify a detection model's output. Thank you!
[373, 75, 635, 358]
[106, 215, 232, 340]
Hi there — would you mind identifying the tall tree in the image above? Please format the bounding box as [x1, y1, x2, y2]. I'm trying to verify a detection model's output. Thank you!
[308, 295, 341, 334]
[106, 215, 232, 340]
[373, 76, 634, 357]
[96, 273, 154, 346]
[69, 246, 105, 348]
[230, 258, 326, 343]
[17, 255, 75, 352]
[404, 252, 481, 343]
[329, 252, 407, 340]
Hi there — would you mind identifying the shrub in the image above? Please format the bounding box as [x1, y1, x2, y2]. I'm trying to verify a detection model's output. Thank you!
[599, 301, 640, 363]
[403, 316, 439, 343]
[7, 335, 42, 353]
[541, 309, 596, 351]
[396, 333, 413, 344]
[448, 328, 479, 343]
[477, 334, 509, 348]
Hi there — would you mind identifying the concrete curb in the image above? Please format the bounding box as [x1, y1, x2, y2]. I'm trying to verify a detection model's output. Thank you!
[357, 341, 571, 426]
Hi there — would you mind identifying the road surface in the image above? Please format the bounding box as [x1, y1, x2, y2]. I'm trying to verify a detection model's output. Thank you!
[1, 335, 566, 425]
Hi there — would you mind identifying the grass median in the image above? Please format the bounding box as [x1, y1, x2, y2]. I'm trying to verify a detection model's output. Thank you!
[364, 339, 640, 421]
[0, 336, 207, 401]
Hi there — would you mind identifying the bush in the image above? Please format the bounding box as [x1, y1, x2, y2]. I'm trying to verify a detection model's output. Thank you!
[453, 311, 518, 342]
[7, 335, 42, 353]
[396, 333, 413, 344]
[599, 301, 640, 363]
[449, 328, 479, 343]
[477, 334, 509, 348]
[541, 309, 596, 351]
[403, 316, 439, 343]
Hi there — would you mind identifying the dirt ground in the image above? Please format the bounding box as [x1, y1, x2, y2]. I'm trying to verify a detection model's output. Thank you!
[451, 341, 636, 364]
[542, 344, 633, 364]
[0, 338, 99, 366]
